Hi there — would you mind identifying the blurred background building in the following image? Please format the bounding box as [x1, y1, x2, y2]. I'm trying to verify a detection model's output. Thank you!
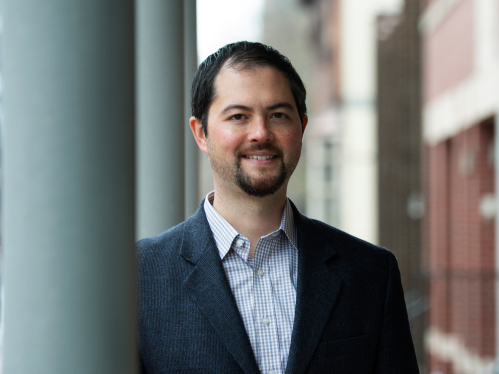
[259, 0, 499, 372]
[421, 0, 499, 373]
[1, 0, 498, 372]
[377, 0, 426, 368]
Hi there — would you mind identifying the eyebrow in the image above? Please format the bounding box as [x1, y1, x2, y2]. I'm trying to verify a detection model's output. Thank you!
[221, 104, 252, 114]
[221, 102, 295, 114]
[266, 102, 295, 111]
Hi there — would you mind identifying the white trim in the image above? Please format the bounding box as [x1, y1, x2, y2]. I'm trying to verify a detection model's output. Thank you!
[419, 0, 464, 35]
[475, 0, 499, 71]
[426, 328, 495, 374]
[423, 65, 499, 145]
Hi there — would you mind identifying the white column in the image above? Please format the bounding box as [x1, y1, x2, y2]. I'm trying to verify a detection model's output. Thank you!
[338, 0, 403, 244]
[184, 0, 200, 218]
[136, 0, 185, 238]
[1, 1, 137, 373]
[495, 110, 499, 363]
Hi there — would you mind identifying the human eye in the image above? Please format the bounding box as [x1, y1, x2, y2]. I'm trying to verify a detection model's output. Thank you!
[229, 114, 247, 120]
[271, 112, 289, 119]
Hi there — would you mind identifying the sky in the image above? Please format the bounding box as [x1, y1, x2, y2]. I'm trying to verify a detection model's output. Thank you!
[197, 0, 266, 63]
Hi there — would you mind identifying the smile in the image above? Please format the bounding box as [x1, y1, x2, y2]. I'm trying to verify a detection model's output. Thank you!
[244, 155, 277, 160]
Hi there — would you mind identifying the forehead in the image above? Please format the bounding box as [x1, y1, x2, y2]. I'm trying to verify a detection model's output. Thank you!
[211, 64, 295, 107]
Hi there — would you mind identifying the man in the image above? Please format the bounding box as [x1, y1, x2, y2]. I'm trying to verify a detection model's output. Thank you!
[138, 41, 419, 374]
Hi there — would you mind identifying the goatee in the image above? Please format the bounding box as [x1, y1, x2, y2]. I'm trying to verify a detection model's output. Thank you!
[235, 157, 288, 197]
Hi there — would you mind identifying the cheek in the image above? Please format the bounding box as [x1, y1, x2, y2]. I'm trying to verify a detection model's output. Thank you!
[209, 129, 243, 154]
[280, 129, 303, 148]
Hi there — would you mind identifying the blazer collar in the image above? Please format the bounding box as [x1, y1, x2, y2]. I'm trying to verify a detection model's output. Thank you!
[179, 200, 216, 264]
[285, 202, 343, 374]
[180, 201, 260, 374]
[180, 200, 344, 374]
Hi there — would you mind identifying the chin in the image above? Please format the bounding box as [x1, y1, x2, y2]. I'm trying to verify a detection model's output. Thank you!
[235, 168, 287, 198]
[238, 183, 283, 197]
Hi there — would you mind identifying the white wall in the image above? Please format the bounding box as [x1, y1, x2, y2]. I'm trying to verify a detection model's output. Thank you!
[338, 0, 402, 243]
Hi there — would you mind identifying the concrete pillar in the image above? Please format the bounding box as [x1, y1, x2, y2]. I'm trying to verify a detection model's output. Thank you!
[495, 112, 499, 361]
[184, 0, 200, 218]
[1, 1, 137, 373]
[136, 0, 185, 239]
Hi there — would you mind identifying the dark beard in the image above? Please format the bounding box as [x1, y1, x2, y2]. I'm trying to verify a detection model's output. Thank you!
[235, 159, 288, 197]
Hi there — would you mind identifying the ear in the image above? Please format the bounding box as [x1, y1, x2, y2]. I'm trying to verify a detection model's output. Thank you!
[189, 116, 208, 154]
[301, 115, 308, 135]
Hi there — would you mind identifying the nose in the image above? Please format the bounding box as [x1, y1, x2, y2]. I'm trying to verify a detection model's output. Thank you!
[249, 117, 274, 143]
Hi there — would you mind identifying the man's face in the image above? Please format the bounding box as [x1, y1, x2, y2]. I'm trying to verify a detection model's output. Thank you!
[191, 64, 307, 197]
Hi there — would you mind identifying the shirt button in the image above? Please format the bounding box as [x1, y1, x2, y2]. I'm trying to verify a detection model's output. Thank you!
[236, 239, 243, 247]
[257, 269, 264, 277]
[262, 318, 270, 325]
[269, 371, 276, 374]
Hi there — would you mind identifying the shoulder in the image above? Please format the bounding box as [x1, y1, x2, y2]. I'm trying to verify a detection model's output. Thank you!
[301, 216, 403, 308]
[298, 212, 398, 275]
[137, 200, 210, 256]
[314, 217, 392, 255]
[135, 221, 191, 282]
[136, 220, 186, 256]
[136, 202, 214, 276]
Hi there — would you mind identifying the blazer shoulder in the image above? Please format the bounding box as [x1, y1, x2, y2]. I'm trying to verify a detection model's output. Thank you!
[136, 220, 186, 256]
[304, 215, 397, 266]
[136, 201, 211, 261]
[310, 215, 390, 249]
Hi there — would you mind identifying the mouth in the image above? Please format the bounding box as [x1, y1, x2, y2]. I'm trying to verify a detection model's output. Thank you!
[243, 155, 278, 160]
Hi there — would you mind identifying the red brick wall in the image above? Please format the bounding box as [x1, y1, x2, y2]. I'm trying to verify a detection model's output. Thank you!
[427, 119, 496, 372]
[428, 140, 453, 373]
[477, 121, 496, 357]
[423, 0, 474, 102]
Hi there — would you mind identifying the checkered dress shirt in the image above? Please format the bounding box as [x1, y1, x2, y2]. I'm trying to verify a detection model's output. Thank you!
[204, 192, 298, 374]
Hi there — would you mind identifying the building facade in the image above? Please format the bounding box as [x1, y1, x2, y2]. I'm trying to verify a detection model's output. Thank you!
[422, 0, 499, 372]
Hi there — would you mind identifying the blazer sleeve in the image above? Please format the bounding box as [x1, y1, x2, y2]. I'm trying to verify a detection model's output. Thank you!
[373, 253, 419, 373]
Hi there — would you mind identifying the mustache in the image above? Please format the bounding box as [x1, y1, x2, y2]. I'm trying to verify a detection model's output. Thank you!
[236, 144, 283, 157]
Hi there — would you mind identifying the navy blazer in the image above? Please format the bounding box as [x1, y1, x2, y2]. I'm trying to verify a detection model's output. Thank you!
[138, 201, 419, 373]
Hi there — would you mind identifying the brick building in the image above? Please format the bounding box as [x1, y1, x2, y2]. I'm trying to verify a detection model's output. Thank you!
[421, 0, 499, 372]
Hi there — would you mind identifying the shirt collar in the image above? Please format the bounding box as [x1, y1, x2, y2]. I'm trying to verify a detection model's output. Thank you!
[203, 191, 297, 260]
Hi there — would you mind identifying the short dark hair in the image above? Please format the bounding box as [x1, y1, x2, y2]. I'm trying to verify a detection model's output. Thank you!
[191, 41, 307, 135]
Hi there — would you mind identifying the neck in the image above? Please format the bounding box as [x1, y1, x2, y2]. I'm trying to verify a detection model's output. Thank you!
[212, 183, 287, 257]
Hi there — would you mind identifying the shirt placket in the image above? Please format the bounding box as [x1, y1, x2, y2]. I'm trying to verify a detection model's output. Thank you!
[252, 237, 282, 374]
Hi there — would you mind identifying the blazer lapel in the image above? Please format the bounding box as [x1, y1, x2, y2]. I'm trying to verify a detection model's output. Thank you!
[180, 205, 260, 374]
[285, 207, 344, 374]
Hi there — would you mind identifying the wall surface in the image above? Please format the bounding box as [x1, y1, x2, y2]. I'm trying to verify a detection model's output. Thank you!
[426, 121, 496, 373]
[422, 0, 499, 371]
